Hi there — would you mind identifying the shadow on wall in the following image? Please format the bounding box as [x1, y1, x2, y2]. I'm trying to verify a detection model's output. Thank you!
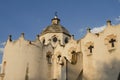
[97, 58, 120, 80]
[81, 58, 120, 80]
[67, 53, 83, 80]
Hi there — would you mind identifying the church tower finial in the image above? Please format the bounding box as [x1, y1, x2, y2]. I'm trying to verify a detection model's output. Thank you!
[51, 12, 60, 25]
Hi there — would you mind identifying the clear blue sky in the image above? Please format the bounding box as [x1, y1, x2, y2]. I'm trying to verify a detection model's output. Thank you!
[0, 0, 120, 63]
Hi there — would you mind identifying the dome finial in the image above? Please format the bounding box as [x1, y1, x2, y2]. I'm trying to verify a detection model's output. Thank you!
[51, 12, 60, 24]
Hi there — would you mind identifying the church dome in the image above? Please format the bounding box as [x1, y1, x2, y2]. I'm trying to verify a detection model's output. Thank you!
[40, 15, 70, 36]
[41, 24, 70, 36]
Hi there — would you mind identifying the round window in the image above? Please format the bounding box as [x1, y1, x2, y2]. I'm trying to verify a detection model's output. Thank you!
[53, 37, 57, 42]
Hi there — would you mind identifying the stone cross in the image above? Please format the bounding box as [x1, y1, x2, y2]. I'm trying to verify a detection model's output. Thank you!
[88, 45, 94, 53]
[109, 38, 116, 47]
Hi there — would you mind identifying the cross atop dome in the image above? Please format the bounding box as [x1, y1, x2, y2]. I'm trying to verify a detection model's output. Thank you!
[51, 12, 60, 24]
[54, 12, 58, 18]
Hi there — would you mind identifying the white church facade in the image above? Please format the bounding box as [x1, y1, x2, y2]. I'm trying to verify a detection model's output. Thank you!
[0, 15, 120, 80]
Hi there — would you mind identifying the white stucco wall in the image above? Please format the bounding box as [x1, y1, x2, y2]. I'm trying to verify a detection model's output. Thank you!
[1, 35, 44, 80]
[81, 24, 120, 80]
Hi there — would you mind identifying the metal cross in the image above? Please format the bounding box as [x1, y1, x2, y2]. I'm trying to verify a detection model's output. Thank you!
[55, 12, 58, 17]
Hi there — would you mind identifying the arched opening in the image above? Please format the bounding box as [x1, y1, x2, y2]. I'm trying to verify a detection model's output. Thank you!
[46, 51, 52, 64]
[71, 51, 77, 64]
[57, 55, 61, 61]
[65, 37, 69, 43]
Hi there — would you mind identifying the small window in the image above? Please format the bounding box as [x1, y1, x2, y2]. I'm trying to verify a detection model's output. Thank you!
[57, 55, 64, 65]
[65, 37, 68, 43]
[57, 55, 61, 61]
[46, 51, 52, 64]
[71, 51, 77, 64]
[53, 37, 57, 42]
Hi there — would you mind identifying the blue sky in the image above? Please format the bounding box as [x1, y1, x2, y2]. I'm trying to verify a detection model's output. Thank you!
[0, 0, 120, 63]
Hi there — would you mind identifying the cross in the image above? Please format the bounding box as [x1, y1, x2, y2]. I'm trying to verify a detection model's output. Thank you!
[55, 12, 58, 17]
[88, 45, 94, 53]
[109, 38, 116, 47]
